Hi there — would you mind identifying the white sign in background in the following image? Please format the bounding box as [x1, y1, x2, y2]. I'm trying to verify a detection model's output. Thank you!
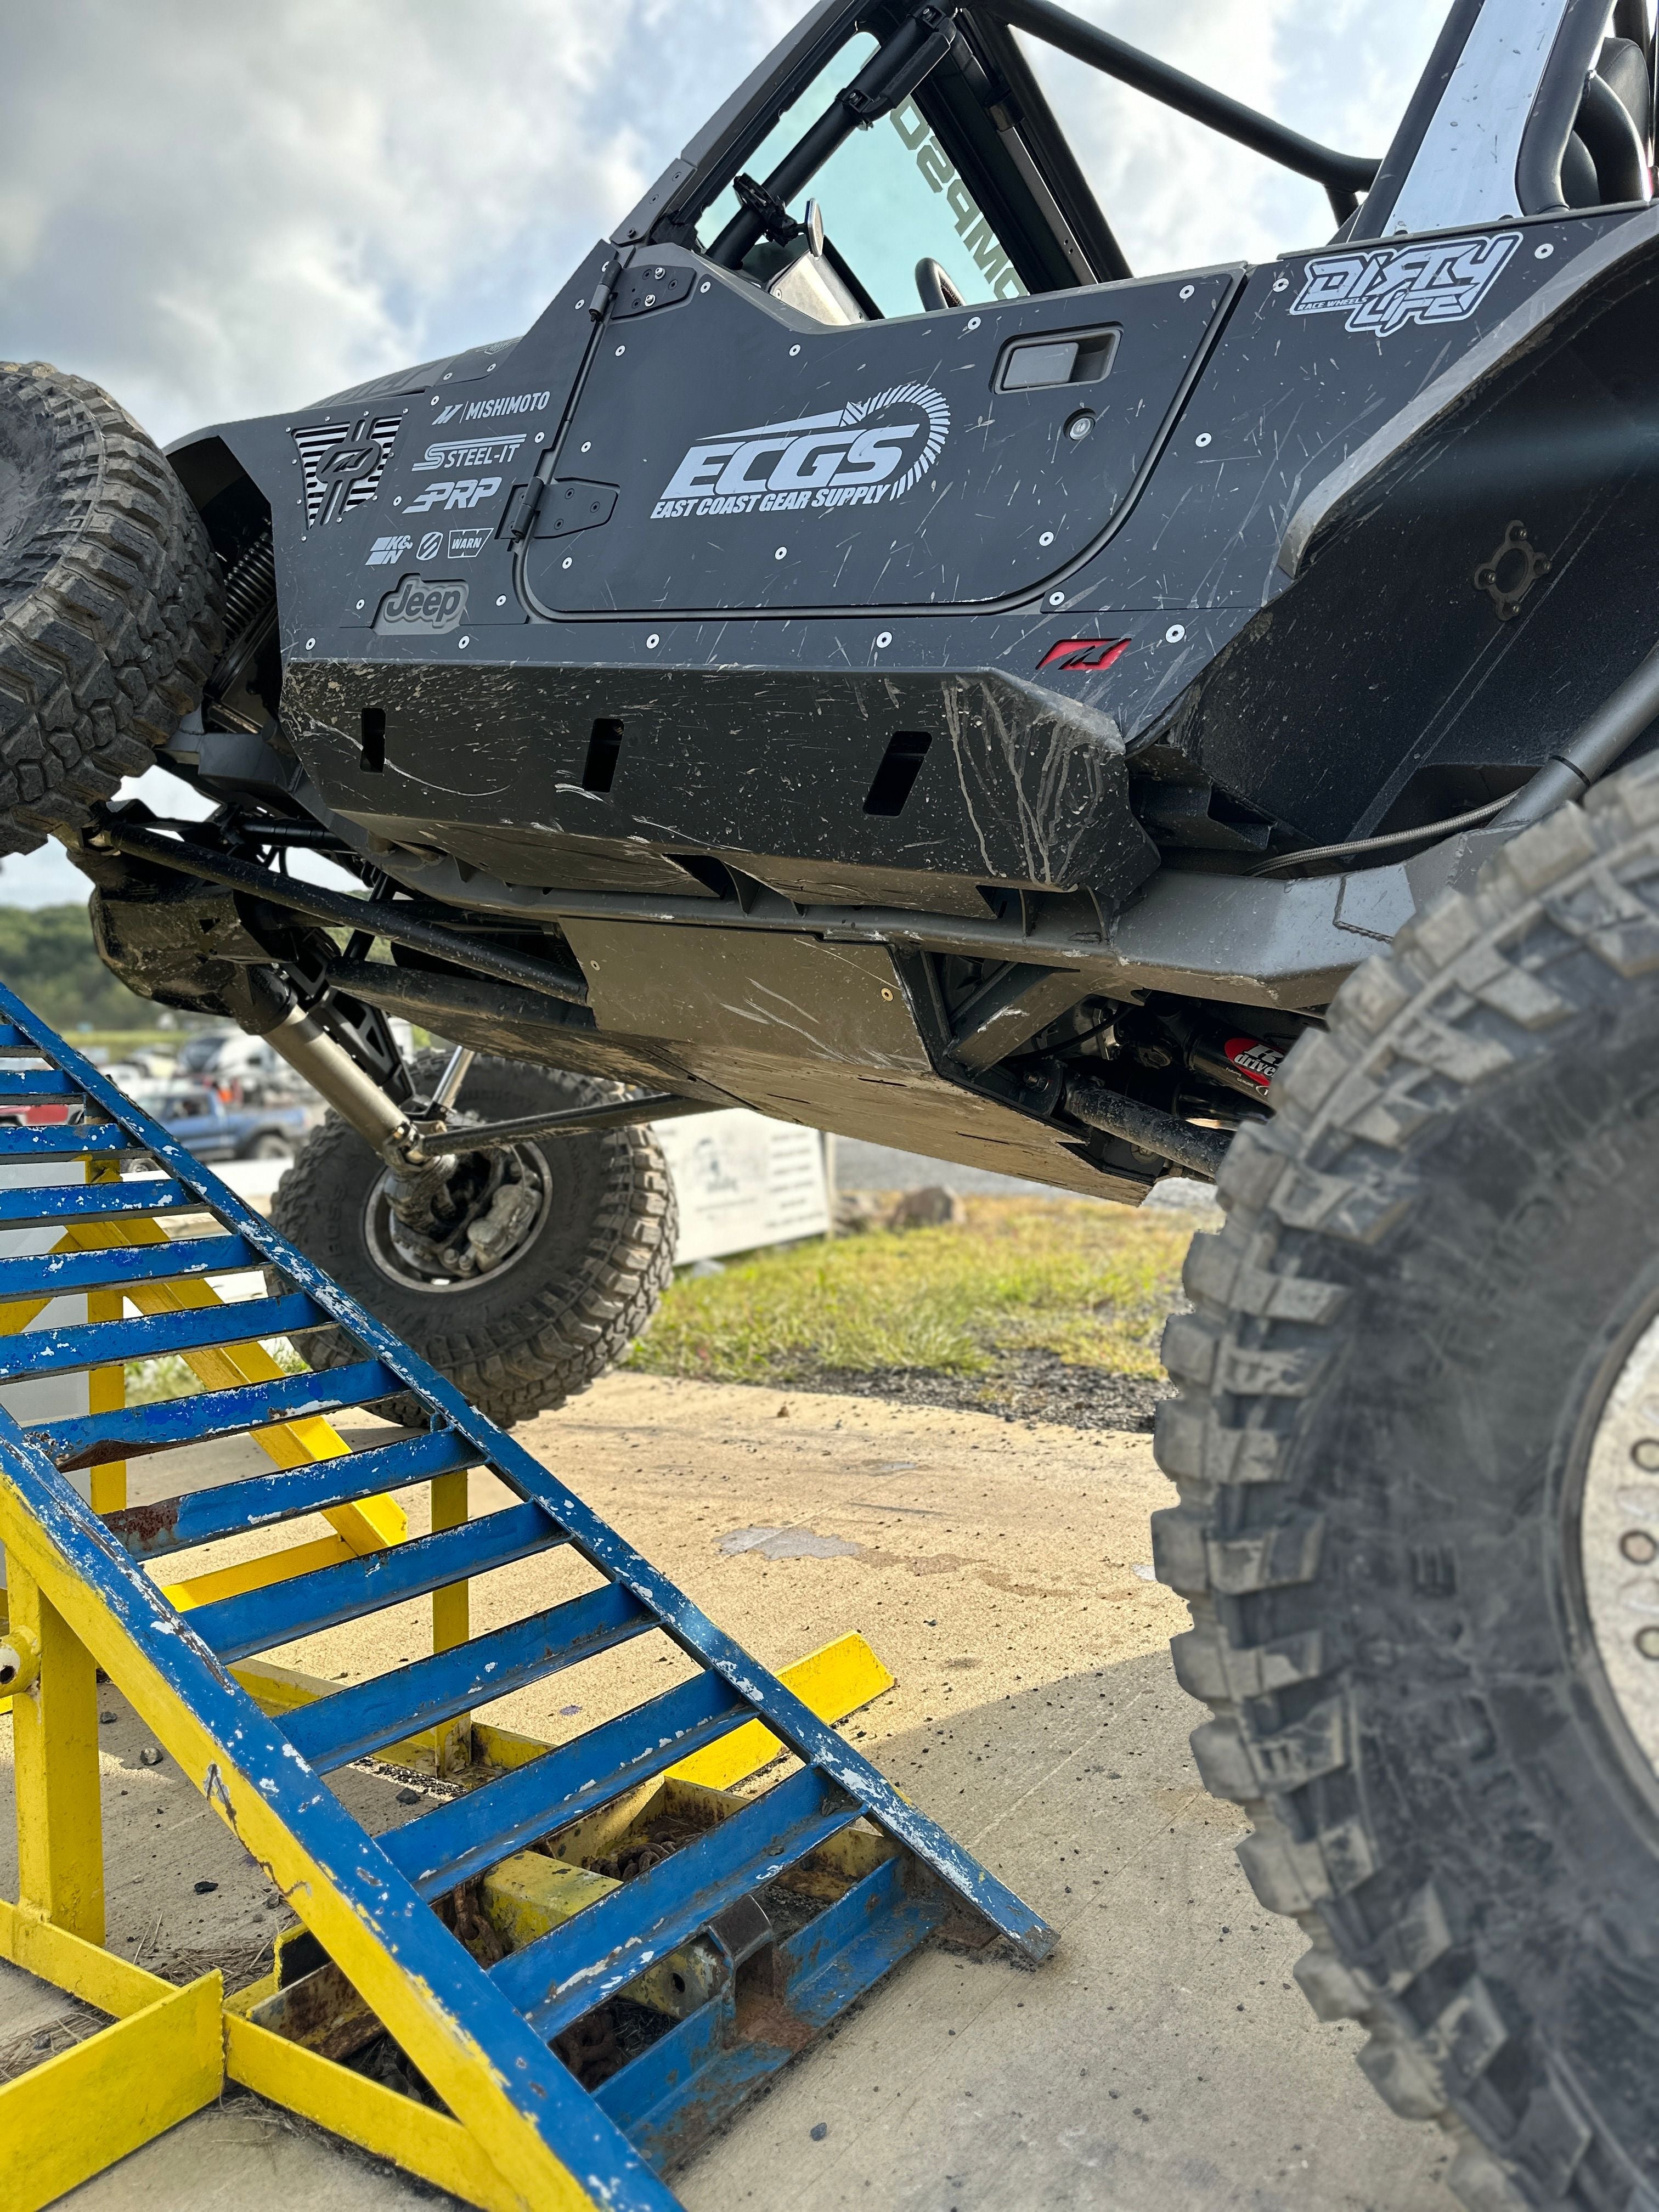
[652, 1110, 830, 1266]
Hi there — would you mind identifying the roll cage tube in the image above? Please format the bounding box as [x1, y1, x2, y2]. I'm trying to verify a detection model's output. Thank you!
[708, 5, 963, 267]
[684, 0, 1379, 291]
[991, 0, 1379, 222]
[1517, 0, 1655, 216]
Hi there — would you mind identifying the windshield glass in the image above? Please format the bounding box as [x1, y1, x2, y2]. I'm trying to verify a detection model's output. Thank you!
[698, 33, 1025, 314]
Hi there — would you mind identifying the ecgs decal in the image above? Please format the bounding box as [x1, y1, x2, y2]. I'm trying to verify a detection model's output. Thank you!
[652, 385, 950, 521]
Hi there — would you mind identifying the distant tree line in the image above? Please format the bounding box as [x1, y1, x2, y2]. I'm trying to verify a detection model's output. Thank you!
[0, 901, 160, 1032]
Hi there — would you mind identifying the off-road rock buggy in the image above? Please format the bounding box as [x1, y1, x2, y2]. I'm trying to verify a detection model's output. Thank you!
[8, 0, 1659, 2198]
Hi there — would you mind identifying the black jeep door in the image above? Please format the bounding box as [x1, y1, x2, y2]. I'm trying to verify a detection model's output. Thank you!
[521, 16, 1235, 620]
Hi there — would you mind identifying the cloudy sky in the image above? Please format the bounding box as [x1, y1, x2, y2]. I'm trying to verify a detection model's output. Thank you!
[1, 0, 1450, 903]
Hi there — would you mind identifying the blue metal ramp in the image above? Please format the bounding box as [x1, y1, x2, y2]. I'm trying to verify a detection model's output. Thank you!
[0, 979, 1053, 2211]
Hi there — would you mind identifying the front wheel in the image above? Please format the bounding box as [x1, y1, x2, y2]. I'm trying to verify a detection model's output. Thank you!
[270, 1054, 677, 1428]
[1155, 755, 1659, 2208]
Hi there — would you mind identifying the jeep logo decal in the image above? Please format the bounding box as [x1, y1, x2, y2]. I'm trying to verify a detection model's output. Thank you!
[375, 576, 469, 635]
[651, 383, 950, 521]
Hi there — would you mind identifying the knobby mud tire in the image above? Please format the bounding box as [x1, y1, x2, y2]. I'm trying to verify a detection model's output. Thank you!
[1155, 755, 1659, 2210]
[270, 1056, 677, 1430]
[0, 362, 223, 851]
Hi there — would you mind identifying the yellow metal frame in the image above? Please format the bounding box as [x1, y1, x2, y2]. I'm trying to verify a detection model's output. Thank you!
[4, 1495, 894, 2210]
[1, 1161, 900, 2207]
[0, 1902, 223, 2212]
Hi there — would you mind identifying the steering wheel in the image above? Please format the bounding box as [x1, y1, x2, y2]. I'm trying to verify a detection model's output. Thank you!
[915, 258, 964, 313]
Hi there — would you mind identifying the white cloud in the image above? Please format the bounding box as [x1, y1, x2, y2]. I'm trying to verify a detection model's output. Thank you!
[1, 0, 1448, 447]
[0, 0, 800, 445]
[1018, 0, 1451, 278]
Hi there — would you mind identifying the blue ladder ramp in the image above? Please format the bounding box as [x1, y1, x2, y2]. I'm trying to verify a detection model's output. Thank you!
[0, 981, 1054, 2210]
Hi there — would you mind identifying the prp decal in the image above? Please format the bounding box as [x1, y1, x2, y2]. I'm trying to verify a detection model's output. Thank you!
[375, 577, 469, 635]
[413, 432, 526, 471]
[1289, 231, 1520, 337]
[1223, 1036, 1285, 1091]
[404, 476, 502, 515]
[1036, 637, 1130, 673]
[292, 413, 402, 525]
[651, 384, 950, 521]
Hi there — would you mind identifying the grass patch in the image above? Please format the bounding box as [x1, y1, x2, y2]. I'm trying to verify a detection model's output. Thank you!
[628, 1195, 1202, 1389]
[124, 1339, 308, 1406]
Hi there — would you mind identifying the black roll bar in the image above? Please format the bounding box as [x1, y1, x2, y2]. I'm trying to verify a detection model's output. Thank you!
[990, 0, 1379, 221]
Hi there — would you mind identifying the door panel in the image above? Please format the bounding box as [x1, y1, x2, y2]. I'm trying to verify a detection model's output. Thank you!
[521, 253, 1236, 619]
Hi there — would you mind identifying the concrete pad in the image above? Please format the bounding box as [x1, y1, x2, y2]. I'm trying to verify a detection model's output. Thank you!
[1, 1374, 1454, 2208]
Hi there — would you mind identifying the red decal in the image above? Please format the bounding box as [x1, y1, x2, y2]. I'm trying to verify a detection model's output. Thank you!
[1224, 1036, 1285, 1091]
[1036, 637, 1130, 673]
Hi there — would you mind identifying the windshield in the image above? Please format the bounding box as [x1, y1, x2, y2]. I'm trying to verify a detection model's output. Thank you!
[698, 32, 1024, 314]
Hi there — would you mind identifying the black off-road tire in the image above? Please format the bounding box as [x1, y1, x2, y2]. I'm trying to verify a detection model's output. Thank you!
[0, 362, 223, 853]
[1155, 757, 1659, 2210]
[270, 1055, 677, 1429]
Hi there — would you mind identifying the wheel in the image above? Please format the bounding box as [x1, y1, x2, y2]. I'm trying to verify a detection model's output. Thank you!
[0, 362, 223, 852]
[241, 1132, 294, 1160]
[269, 1053, 678, 1429]
[1155, 754, 1659, 2209]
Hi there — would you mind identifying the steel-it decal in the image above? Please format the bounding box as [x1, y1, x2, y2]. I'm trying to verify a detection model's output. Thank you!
[651, 384, 951, 521]
[404, 476, 503, 515]
[412, 432, 527, 471]
[1290, 232, 1520, 337]
[431, 388, 551, 426]
[375, 576, 469, 635]
[417, 530, 443, 559]
[291, 413, 402, 525]
[1036, 637, 1130, 673]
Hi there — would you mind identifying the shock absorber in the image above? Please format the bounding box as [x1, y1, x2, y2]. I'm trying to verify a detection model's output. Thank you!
[1183, 1028, 1286, 1100]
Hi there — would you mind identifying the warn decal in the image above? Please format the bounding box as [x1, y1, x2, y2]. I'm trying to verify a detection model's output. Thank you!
[651, 385, 950, 521]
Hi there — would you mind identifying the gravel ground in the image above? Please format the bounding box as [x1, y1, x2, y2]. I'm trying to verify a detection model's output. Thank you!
[775, 1349, 1173, 1431]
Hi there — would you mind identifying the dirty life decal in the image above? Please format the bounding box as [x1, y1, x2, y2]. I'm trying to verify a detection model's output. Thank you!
[1290, 231, 1520, 336]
